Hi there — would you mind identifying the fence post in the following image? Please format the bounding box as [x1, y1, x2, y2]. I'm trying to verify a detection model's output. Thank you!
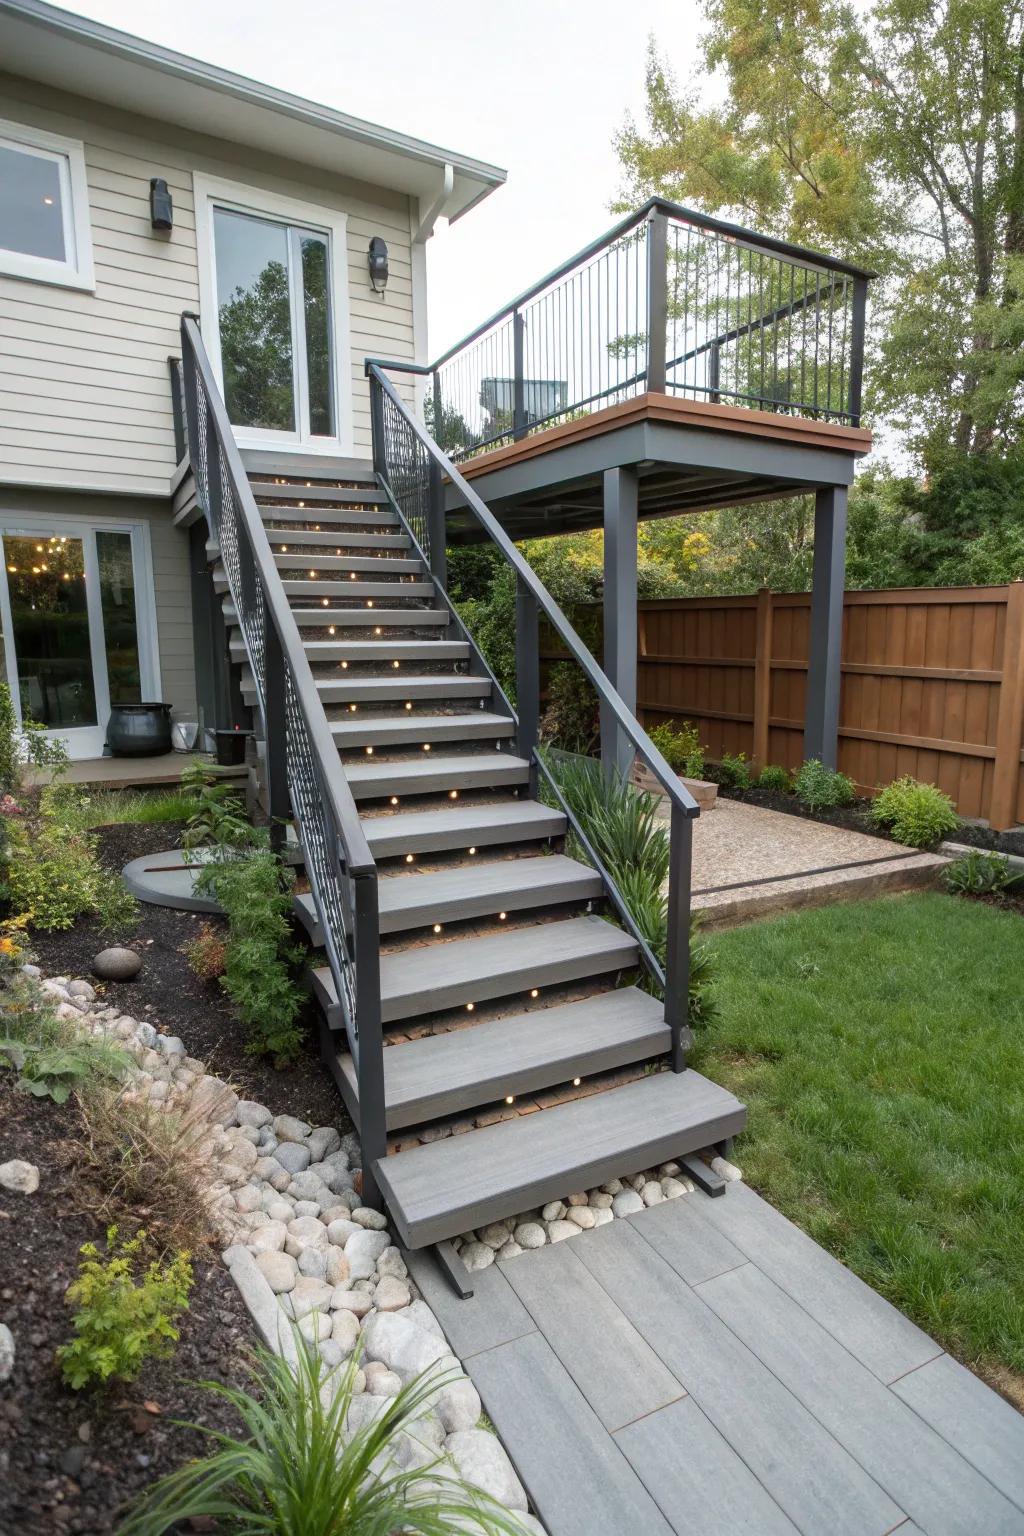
[991, 581, 1024, 832]
[645, 208, 668, 394]
[512, 310, 527, 439]
[752, 587, 774, 771]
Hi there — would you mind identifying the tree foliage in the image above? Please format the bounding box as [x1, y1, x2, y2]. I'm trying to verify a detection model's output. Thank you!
[616, 0, 1024, 467]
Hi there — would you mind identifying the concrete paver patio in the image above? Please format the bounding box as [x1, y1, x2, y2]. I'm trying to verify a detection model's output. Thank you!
[409, 1184, 1024, 1536]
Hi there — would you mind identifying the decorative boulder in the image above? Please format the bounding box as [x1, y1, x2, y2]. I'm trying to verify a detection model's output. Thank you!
[92, 947, 142, 981]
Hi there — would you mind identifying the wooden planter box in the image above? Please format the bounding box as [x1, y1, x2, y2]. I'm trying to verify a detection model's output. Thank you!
[632, 759, 719, 811]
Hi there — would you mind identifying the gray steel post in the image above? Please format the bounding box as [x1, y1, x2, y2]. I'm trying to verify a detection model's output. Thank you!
[513, 310, 527, 439]
[848, 277, 868, 425]
[262, 622, 290, 854]
[645, 209, 668, 393]
[804, 485, 848, 768]
[353, 870, 386, 1210]
[664, 804, 693, 1073]
[515, 576, 540, 779]
[600, 467, 639, 778]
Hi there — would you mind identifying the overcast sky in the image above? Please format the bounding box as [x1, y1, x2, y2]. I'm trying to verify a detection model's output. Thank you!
[49, 0, 705, 355]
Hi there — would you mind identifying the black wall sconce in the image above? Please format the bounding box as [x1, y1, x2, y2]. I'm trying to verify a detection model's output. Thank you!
[368, 235, 389, 293]
[150, 177, 173, 232]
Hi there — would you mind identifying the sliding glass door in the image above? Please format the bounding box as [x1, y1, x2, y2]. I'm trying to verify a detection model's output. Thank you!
[0, 520, 158, 758]
[212, 207, 337, 445]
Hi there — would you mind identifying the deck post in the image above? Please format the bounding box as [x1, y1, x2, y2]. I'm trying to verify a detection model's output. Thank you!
[601, 466, 639, 779]
[804, 485, 847, 769]
[512, 310, 527, 440]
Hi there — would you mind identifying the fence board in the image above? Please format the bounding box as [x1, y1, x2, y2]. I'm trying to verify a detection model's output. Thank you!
[632, 583, 1024, 829]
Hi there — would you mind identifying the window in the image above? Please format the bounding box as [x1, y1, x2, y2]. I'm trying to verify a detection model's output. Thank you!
[0, 119, 94, 290]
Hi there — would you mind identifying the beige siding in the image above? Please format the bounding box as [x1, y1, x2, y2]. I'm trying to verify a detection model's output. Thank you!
[0, 485, 196, 721]
[0, 74, 419, 495]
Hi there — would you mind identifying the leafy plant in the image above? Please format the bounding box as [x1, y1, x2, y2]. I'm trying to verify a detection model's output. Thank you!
[195, 845, 305, 1062]
[0, 972, 131, 1103]
[6, 816, 137, 932]
[120, 1333, 526, 1536]
[180, 763, 253, 850]
[755, 764, 793, 794]
[539, 661, 599, 754]
[707, 751, 752, 791]
[0, 679, 68, 795]
[943, 849, 1014, 896]
[544, 752, 714, 1020]
[870, 775, 960, 848]
[648, 720, 706, 778]
[793, 759, 857, 812]
[57, 1225, 192, 1390]
[184, 921, 227, 982]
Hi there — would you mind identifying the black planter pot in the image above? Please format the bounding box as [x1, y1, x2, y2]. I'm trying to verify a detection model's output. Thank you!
[106, 702, 173, 757]
[214, 729, 250, 767]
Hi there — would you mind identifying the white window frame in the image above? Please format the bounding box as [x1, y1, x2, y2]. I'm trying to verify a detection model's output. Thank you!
[0, 512, 160, 760]
[0, 118, 95, 292]
[193, 173, 353, 456]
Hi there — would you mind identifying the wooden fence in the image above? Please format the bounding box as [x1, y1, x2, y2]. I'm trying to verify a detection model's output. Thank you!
[631, 583, 1024, 830]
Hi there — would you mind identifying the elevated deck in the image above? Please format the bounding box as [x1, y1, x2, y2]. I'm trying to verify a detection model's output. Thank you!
[445, 392, 872, 542]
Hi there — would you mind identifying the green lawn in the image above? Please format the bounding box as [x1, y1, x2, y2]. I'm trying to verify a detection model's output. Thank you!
[694, 892, 1024, 1390]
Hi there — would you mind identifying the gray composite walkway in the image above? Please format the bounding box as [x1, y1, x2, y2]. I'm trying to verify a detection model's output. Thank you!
[408, 1182, 1024, 1536]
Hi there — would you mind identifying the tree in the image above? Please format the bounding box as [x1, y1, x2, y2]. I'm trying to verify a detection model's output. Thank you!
[616, 0, 1024, 467]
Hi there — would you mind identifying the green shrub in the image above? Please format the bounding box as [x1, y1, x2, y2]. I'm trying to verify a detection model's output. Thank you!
[707, 752, 751, 791]
[870, 775, 960, 848]
[648, 720, 706, 778]
[539, 661, 599, 754]
[195, 845, 305, 1062]
[57, 1226, 192, 1390]
[793, 759, 856, 812]
[543, 752, 714, 1021]
[0, 680, 68, 795]
[179, 762, 252, 849]
[120, 1334, 525, 1536]
[755, 764, 793, 793]
[6, 817, 137, 932]
[943, 849, 1014, 896]
[0, 969, 131, 1103]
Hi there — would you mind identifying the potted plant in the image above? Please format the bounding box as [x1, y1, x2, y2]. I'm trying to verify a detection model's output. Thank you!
[636, 720, 718, 811]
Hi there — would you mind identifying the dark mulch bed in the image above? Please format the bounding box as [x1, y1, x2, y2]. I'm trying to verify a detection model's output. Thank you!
[29, 821, 350, 1132]
[717, 783, 1024, 856]
[0, 1080, 254, 1536]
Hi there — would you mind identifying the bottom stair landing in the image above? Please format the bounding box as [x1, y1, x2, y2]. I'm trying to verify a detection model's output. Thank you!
[375, 1071, 746, 1250]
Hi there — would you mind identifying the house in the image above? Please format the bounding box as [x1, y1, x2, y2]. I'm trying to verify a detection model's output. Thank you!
[0, 0, 504, 757]
[1, 0, 874, 1287]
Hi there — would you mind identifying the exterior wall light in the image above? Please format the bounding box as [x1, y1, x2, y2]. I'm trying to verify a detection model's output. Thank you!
[368, 236, 389, 292]
[150, 177, 173, 231]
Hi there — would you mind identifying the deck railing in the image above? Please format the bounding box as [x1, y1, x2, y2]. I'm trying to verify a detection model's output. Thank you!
[416, 197, 872, 459]
[368, 359, 700, 1070]
[179, 315, 387, 1203]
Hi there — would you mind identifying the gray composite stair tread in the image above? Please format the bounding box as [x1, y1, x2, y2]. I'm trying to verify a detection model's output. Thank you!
[241, 672, 490, 706]
[329, 711, 514, 747]
[249, 482, 385, 503]
[343, 750, 530, 798]
[259, 506, 398, 527]
[265, 529, 410, 548]
[273, 553, 423, 573]
[374, 1070, 747, 1247]
[362, 798, 565, 857]
[281, 578, 434, 598]
[295, 853, 600, 938]
[303, 639, 470, 662]
[339, 986, 668, 1129]
[286, 607, 449, 628]
[374, 912, 637, 1019]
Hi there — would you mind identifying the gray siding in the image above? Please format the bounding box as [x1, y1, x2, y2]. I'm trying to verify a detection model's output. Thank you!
[0, 485, 196, 721]
[0, 73, 419, 496]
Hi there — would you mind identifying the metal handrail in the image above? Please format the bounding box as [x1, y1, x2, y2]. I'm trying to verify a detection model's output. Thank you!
[367, 359, 699, 819]
[431, 196, 875, 372]
[179, 315, 386, 1198]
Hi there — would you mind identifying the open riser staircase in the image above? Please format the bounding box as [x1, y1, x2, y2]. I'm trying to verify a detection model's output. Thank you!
[183, 316, 745, 1271]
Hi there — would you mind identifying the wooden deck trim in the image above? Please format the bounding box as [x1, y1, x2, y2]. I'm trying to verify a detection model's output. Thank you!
[456, 394, 873, 480]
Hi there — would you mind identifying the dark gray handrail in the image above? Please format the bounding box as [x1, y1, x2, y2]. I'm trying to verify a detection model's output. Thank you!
[182, 319, 375, 875]
[366, 359, 699, 819]
[430, 196, 875, 372]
